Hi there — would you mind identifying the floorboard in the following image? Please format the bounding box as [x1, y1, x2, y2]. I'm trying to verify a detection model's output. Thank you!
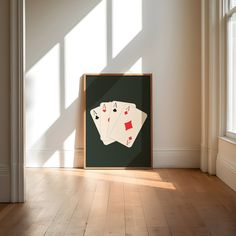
[0, 168, 236, 236]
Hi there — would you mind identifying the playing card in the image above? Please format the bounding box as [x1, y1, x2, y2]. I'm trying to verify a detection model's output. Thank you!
[107, 101, 136, 137]
[90, 106, 101, 136]
[110, 106, 147, 148]
[100, 102, 115, 145]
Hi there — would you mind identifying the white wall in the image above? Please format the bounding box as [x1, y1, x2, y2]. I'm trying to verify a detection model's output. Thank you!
[217, 138, 236, 191]
[0, 0, 11, 201]
[25, 0, 201, 168]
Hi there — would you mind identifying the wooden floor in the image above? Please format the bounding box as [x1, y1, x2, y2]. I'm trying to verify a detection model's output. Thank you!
[0, 169, 236, 236]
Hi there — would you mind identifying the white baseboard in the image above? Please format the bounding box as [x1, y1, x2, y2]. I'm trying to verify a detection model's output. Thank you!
[0, 165, 10, 202]
[0, 166, 9, 175]
[153, 149, 200, 168]
[26, 148, 200, 169]
[217, 155, 236, 192]
[26, 149, 84, 168]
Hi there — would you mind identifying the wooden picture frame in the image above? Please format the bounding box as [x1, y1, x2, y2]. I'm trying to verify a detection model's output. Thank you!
[83, 73, 153, 169]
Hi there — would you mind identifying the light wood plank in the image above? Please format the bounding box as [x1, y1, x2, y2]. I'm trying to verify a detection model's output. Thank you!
[0, 168, 236, 236]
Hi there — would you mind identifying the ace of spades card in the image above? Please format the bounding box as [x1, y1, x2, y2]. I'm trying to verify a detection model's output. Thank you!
[89, 106, 101, 137]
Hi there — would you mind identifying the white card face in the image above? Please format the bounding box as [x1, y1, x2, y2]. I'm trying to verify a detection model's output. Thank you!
[100, 102, 115, 145]
[90, 106, 101, 136]
[107, 101, 136, 137]
[110, 106, 147, 148]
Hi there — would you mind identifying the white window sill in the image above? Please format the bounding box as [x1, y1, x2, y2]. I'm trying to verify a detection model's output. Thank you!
[219, 136, 236, 145]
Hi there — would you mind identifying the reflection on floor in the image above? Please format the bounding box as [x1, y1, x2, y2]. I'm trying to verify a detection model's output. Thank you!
[0, 168, 236, 236]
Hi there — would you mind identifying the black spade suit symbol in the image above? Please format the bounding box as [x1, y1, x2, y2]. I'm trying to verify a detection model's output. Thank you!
[113, 109, 117, 112]
[95, 116, 99, 120]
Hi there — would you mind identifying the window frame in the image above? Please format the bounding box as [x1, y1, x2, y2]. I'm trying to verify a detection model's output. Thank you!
[226, 0, 236, 140]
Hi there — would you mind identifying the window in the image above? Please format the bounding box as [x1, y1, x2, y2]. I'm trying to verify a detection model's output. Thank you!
[230, 0, 236, 8]
[227, 0, 236, 139]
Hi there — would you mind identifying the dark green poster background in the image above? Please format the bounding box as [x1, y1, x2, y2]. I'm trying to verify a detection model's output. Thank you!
[85, 74, 152, 168]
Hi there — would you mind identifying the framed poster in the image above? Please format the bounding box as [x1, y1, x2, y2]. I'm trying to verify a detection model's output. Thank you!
[84, 74, 152, 168]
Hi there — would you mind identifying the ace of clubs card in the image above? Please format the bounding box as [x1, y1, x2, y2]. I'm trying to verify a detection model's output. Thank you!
[107, 101, 136, 137]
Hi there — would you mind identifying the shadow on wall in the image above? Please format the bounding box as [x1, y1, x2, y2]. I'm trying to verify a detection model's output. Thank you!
[25, 0, 201, 167]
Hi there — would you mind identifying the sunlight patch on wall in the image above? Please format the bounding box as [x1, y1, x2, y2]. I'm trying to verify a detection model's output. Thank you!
[43, 152, 60, 167]
[63, 130, 76, 150]
[112, 0, 142, 58]
[126, 57, 143, 73]
[25, 44, 60, 149]
[64, 0, 107, 109]
[42, 150, 77, 167]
